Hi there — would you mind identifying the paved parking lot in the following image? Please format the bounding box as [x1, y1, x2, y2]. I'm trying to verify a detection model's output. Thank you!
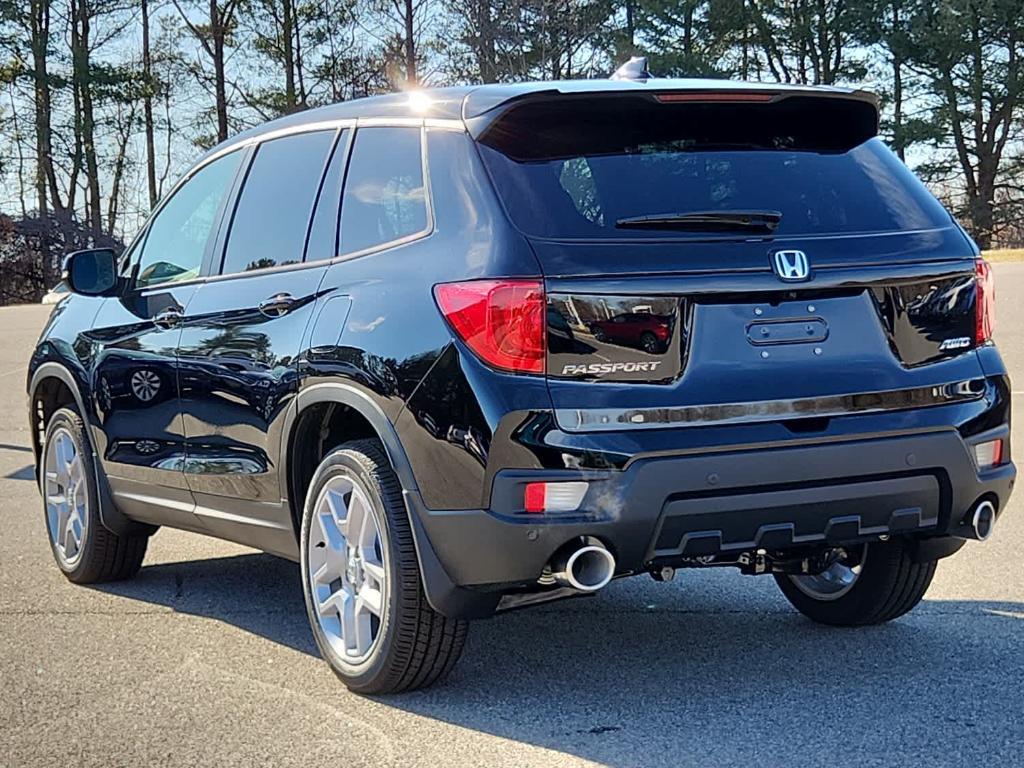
[2, 266, 1023, 767]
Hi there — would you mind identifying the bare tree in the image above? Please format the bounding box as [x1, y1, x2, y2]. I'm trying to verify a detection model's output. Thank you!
[172, 0, 245, 141]
[366, 0, 433, 86]
[69, 0, 102, 232]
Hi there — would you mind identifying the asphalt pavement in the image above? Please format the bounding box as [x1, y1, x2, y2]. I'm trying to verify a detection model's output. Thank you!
[2, 266, 1024, 767]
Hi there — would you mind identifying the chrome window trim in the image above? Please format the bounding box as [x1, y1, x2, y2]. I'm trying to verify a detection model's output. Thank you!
[215, 126, 342, 278]
[187, 123, 437, 284]
[334, 124, 435, 262]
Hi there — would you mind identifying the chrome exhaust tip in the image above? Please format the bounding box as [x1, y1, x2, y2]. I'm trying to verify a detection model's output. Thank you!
[551, 541, 615, 592]
[970, 500, 997, 541]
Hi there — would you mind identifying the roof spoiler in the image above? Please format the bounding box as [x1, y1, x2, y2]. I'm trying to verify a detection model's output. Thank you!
[462, 82, 880, 141]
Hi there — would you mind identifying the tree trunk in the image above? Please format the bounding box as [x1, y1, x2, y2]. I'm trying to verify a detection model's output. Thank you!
[29, 0, 48, 216]
[142, 0, 158, 209]
[971, 160, 998, 250]
[293, 5, 306, 105]
[282, 0, 296, 108]
[29, 0, 61, 216]
[624, 0, 635, 54]
[404, 0, 417, 85]
[683, 3, 694, 65]
[107, 105, 135, 234]
[471, 0, 498, 81]
[212, 0, 229, 141]
[71, 0, 102, 234]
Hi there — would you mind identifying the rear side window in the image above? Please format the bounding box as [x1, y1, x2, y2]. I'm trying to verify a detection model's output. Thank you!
[478, 97, 950, 240]
[221, 130, 335, 275]
[339, 127, 428, 255]
[305, 129, 350, 262]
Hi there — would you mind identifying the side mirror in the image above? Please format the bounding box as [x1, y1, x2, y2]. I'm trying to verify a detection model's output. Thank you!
[64, 248, 118, 296]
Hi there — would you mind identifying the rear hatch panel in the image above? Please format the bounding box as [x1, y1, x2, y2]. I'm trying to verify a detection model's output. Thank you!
[544, 252, 984, 428]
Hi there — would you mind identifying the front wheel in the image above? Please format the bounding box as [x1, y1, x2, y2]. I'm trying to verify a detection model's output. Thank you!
[299, 440, 468, 694]
[41, 406, 148, 583]
[774, 540, 937, 626]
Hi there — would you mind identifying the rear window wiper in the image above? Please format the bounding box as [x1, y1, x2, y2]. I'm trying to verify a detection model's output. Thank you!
[614, 210, 782, 233]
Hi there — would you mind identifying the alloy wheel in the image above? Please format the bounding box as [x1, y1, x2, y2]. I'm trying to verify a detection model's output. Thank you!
[306, 474, 388, 663]
[43, 427, 89, 567]
[787, 545, 866, 601]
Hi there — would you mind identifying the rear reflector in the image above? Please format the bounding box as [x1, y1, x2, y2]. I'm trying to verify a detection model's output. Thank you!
[973, 439, 1004, 470]
[523, 481, 588, 513]
[976, 259, 995, 344]
[434, 280, 546, 374]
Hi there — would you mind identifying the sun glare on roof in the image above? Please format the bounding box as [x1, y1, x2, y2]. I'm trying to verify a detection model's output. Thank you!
[408, 91, 432, 113]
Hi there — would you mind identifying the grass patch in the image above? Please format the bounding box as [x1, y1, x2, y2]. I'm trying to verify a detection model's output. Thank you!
[984, 249, 1024, 263]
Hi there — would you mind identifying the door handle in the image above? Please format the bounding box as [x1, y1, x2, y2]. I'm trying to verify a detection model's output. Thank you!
[258, 292, 296, 318]
[153, 307, 183, 329]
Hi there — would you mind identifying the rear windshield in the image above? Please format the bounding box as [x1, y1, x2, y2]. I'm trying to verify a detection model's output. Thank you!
[477, 96, 950, 240]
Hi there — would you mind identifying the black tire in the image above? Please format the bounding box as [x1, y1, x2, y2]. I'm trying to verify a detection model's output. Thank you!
[299, 439, 468, 694]
[774, 540, 936, 626]
[41, 407, 148, 583]
[640, 332, 660, 353]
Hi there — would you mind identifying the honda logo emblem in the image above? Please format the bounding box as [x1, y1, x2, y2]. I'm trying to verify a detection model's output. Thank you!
[772, 250, 810, 282]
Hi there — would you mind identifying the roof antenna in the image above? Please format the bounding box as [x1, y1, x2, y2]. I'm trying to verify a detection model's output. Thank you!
[610, 56, 653, 82]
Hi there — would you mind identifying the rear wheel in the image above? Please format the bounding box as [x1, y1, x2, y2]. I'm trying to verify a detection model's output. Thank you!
[299, 439, 468, 694]
[774, 540, 936, 626]
[41, 407, 148, 583]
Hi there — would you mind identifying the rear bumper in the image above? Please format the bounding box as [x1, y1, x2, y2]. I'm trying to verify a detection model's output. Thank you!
[410, 427, 1014, 615]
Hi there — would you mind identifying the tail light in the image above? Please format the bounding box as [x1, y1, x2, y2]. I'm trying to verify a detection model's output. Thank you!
[524, 481, 588, 513]
[434, 280, 546, 374]
[976, 259, 995, 344]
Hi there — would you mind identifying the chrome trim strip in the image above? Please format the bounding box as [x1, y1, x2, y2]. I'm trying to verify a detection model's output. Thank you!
[424, 118, 467, 130]
[193, 504, 293, 530]
[115, 490, 195, 513]
[556, 380, 986, 432]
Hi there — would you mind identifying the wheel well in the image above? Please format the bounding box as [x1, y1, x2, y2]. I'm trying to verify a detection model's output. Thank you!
[31, 376, 77, 464]
[286, 402, 379, 539]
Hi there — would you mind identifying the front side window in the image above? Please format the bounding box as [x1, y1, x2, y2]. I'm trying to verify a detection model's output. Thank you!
[135, 150, 242, 289]
[339, 127, 428, 255]
[221, 130, 336, 275]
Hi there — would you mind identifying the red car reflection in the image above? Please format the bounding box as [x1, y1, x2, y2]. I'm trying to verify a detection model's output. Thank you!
[589, 312, 672, 353]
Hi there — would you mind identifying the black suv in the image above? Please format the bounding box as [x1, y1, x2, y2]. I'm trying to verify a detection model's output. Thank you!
[29, 77, 1015, 694]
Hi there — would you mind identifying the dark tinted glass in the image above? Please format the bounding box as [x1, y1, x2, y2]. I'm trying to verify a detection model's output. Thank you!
[221, 130, 334, 274]
[304, 129, 350, 262]
[339, 127, 427, 255]
[136, 150, 241, 288]
[479, 99, 950, 240]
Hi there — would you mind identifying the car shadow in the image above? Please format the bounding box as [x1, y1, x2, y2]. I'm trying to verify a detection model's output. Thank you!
[94, 552, 318, 656]
[5, 464, 35, 480]
[95, 551, 1024, 766]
